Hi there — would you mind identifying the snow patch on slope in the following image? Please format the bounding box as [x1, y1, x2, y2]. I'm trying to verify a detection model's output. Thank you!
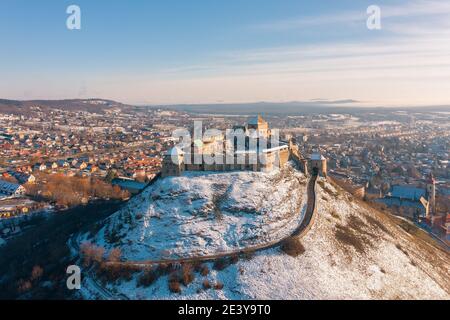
[90, 164, 307, 261]
[82, 176, 450, 300]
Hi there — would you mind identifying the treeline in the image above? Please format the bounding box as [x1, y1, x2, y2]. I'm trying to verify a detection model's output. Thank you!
[26, 174, 130, 207]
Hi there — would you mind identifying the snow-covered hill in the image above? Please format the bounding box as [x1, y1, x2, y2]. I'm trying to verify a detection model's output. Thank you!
[81, 168, 450, 300]
[90, 164, 307, 261]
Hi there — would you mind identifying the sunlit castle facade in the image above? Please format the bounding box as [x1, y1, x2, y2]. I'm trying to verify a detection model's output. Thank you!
[247, 114, 270, 139]
[162, 115, 292, 177]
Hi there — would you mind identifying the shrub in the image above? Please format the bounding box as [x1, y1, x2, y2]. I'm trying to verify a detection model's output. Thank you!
[169, 271, 183, 293]
[168, 278, 182, 294]
[107, 248, 122, 262]
[169, 270, 181, 282]
[31, 265, 44, 281]
[93, 246, 105, 263]
[202, 279, 211, 290]
[181, 264, 195, 286]
[138, 269, 159, 287]
[193, 262, 203, 272]
[214, 281, 224, 290]
[157, 263, 170, 274]
[281, 238, 306, 257]
[213, 258, 230, 271]
[17, 279, 32, 293]
[200, 265, 209, 277]
[80, 242, 105, 267]
[96, 262, 139, 283]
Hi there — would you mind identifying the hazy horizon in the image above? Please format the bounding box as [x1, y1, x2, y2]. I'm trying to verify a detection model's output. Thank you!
[2, 0, 450, 106]
[2, 97, 450, 111]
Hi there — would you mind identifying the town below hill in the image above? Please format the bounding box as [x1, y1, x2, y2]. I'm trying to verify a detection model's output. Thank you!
[0, 100, 448, 299]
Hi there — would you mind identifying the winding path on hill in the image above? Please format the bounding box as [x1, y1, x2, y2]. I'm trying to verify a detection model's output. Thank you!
[75, 172, 318, 299]
[104, 172, 319, 268]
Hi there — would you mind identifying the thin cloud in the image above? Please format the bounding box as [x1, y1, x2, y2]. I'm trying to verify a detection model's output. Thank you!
[156, 0, 450, 82]
[252, 0, 450, 31]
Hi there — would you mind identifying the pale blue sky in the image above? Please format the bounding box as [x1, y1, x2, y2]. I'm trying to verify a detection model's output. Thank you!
[1, 0, 450, 106]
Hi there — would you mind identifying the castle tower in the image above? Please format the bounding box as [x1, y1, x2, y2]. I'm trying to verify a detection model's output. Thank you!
[426, 172, 436, 216]
[161, 147, 185, 177]
[247, 114, 269, 139]
[310, 152, 327, 178]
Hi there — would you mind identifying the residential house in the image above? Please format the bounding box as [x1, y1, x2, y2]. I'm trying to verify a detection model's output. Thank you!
[10, 172, 36, 184]
[0, 180, 26, 198]
[33, 163, 47, 172]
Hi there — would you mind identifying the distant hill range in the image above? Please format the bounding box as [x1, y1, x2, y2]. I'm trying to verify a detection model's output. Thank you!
[0, 98, 133, 115]
[146, 101, 450, 115]
[1, 98, 449, 115]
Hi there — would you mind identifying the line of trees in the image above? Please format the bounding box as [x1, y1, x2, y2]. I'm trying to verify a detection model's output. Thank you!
[26, 173, 130, 207]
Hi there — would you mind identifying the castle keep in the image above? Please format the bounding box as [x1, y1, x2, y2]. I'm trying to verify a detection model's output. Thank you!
[162, 115, 304, 177]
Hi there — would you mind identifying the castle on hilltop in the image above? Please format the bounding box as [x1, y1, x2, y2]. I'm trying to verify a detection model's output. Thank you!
[162, 115, 317, 177]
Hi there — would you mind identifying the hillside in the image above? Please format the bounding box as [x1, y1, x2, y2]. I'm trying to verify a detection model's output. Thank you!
[0, 98, 131, 115]
[78, 167, 450, 300]
[87, 164, 307, 261]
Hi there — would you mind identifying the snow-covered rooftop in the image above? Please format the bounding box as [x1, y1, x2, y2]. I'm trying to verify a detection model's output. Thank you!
[0, 180, 23, 195]
[311, 153, 326, 161]
[390, 185, 426, 201]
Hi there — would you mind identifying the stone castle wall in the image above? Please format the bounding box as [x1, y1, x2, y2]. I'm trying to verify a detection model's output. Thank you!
[162, 145, 293, 177]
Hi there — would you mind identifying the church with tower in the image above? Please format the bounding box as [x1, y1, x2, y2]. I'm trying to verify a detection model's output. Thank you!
[377, 173, 436, 221]
[426, 173, 436, 217]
